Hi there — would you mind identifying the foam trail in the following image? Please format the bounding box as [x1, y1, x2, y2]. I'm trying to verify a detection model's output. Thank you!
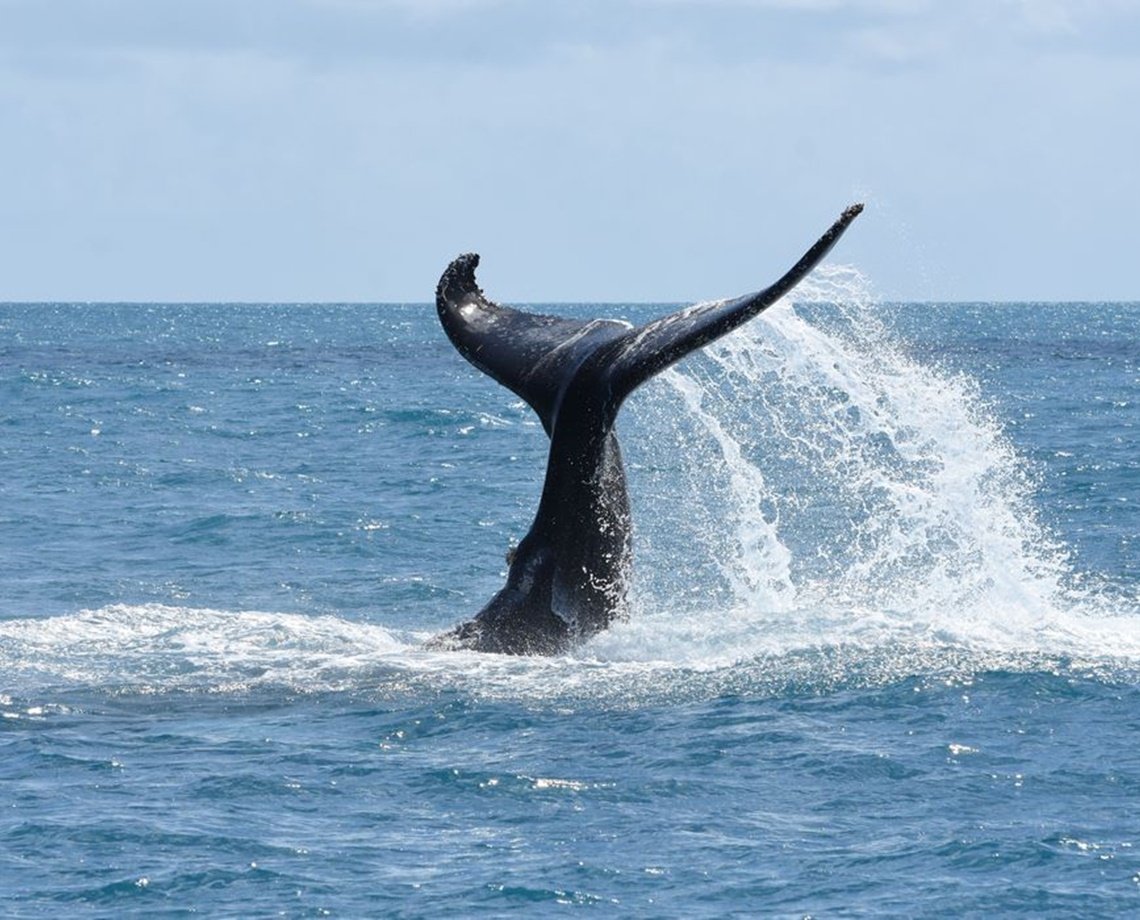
[0, 605, 409, 695]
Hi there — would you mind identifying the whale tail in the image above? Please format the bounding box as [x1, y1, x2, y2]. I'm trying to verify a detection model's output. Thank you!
[436, 204, 864, 424]
[433, 204, 864, 653]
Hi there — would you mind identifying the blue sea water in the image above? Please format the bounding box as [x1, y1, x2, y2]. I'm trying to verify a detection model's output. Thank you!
[2, 274, 1139, 916]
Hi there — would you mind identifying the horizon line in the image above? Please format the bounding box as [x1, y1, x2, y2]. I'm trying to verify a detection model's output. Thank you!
[3, 299, 1140, 307]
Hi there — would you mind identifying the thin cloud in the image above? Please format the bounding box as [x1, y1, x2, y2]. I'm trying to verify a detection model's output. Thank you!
[1, 0, 1138, 299]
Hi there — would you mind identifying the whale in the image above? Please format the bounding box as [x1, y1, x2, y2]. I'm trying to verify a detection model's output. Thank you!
[430, 204, 863, 654]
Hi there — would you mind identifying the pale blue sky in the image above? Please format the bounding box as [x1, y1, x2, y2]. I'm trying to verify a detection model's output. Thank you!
[1, 0, 1137, 302]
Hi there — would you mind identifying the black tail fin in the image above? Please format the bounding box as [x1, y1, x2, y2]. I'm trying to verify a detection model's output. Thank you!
[436, 255, 632, 431]
[436, 203, 863, 421]
[606, 203, 863, 404]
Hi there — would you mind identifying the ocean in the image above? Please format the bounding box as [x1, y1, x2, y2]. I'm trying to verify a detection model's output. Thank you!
[2, 270, 1138, 916]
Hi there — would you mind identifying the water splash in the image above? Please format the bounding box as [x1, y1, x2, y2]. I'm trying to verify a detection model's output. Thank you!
[617, 264, 1140, 666]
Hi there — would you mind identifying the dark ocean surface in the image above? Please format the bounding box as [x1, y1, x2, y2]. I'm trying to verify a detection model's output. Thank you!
[2, 273, 1139, 916]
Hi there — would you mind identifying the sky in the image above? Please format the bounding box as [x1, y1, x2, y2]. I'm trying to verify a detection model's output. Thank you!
[1, 0, 1138, 303]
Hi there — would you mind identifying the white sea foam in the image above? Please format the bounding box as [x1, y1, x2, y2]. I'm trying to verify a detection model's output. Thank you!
[1, 593, 1137, 707]
[0, 605, 408, 695]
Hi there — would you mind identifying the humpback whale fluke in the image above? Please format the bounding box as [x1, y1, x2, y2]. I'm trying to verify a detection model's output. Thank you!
[430, 204, 864, 654]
